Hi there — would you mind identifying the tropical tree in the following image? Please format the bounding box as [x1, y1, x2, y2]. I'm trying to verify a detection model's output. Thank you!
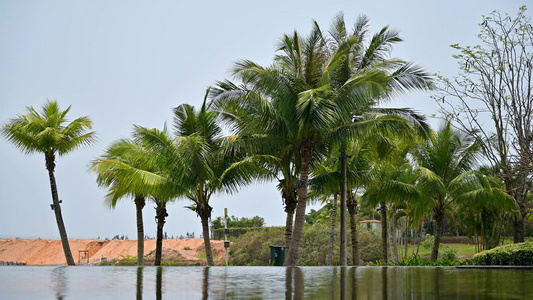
[91, 133, 163, 266]
[413, 120, 516, 260]
[210, 79, 300, 255]
[436, 6, 533, 242]
[172, 95, 253, 266]
[2, 100, 96, 265]
[92, 126, 180, 266]
[212, 13, 431, 265]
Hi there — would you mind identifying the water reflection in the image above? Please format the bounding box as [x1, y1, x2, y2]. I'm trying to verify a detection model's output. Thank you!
[156, 266, 163, 300]
[2, 266, 533, 299]
[136, 267, 143, 300]
[51, 266, 67, 300]
[203, 266, 209, 300]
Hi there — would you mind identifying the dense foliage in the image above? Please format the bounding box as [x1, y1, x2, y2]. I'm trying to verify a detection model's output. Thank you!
[229, 223, 381, 265]
[473, 242, 533, 266]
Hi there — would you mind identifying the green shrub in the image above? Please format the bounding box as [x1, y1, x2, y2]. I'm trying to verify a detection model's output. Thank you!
[297, 223, 338, 266]
[374, 255, 458, 266]
[357, 225, 382, 263]
[229, 227, 286, 266]
[439, 244, 458, 261]
[116, 254, 137, 265]
[230, 223, 342, 266]
[421, 234, 434, 250]
[473, 242, 533, 265]
[229, 222, 383, 266]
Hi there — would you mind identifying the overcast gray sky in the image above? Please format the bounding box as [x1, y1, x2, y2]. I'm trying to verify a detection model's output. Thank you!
[0, 0, 528, 239]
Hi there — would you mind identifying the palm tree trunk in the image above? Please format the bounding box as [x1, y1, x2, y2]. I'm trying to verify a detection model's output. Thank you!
[135, 195, 145, 266]
[339, 149, 348, 266]
[347, 193, 359, 266]
[201, 215, 215, 266]
[380, 202, 388, 264]
[284, 193, 297, 258]
[155, 199, 167, 266]
[287, 143, 313, 266]
[391, 212, 398, 263]
[46, 153, 75, 266]
[431, 209, 444, 260]
[327, 193, 338, 265]
[404, 218, 409, 259]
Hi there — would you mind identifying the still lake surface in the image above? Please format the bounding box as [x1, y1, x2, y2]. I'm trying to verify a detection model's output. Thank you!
[1, 266, 532, 299]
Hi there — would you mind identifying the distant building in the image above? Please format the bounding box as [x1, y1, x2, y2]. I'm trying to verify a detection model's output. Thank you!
[360, 220, 382, 232]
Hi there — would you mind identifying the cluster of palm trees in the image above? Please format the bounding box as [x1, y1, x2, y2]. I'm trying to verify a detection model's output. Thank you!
[2, 14, 517, 266]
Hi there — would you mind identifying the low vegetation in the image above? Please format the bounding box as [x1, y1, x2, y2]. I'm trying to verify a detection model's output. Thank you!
[473, 242, 533, 266]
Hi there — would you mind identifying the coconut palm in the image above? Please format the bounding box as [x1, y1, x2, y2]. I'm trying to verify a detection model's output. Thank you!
[413, 120, 516, 260]
[92, 126, 181, 266]
[91, 133, 166, 266]
[2, 100, 96, 265]
[210, 79, 301, 257]
[232, 25, 390, 266]
[213, 13, 431, 265]
[172, 95, 253, 266]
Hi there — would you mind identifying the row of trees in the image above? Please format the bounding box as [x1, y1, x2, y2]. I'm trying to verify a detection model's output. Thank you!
[2, 7, 531, 266]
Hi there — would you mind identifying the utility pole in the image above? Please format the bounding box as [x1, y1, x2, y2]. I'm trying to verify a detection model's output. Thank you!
[224, 208, 230, 265]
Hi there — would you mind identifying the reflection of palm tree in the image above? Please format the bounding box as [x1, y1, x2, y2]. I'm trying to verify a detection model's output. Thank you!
[2, 100, 96, 265]
[52, 266, 67, 300]
[381, 267, 388, 300]
[136, 267, 143, 300]
[156, 267, 163, 300]
[202, 267, 209, 300]
[285, 267, 304, 300]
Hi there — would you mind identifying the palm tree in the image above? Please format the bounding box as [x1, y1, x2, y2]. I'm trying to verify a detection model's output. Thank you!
[92, 126, 179, 266]
[2, 100, 96, 265]
[231, 23, 389, 266]
[91, 134, 163, 266]
[172, 94, 252, 266]
[413, 120, 515, 260]
[210, 79, 301, 257]
[213, 13, 431, 265]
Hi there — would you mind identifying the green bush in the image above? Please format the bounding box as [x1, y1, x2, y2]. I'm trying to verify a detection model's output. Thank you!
[421, 234, 434, 250]
[439, 244, 458, 261]
[229, 222, 383, 265]
[472, 242, 533, 265]
[230, 223, 341, 266]
[373, 255, 458, 266]
[229, 227, 285, 266]
[357, 225, 382, 263]
[297, 223, 338, 266]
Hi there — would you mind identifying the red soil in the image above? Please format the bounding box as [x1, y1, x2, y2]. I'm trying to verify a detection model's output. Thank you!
[0, 238, 227, 265]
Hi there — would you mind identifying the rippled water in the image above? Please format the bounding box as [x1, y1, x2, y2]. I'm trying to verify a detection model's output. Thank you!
[1, 266, 532, 299]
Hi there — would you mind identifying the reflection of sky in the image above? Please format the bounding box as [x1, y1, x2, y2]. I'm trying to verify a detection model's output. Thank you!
[2, 266, 533, 299]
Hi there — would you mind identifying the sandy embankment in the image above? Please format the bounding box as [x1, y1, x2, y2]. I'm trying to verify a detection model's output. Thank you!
[0, 238, 226, 266]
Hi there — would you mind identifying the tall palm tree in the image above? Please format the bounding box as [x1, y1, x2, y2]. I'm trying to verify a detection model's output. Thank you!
[172, 94, 252, 266]
[210, 79, 301, 257]
[91, 134, 164, 266]
[213, 13, 431, 265]
[413, 120, 515, 260]
[324, 13, 432, 265]
[92, 126, 179, 266]
[232, 24, 389, 266]
[2, 100, 96, 265]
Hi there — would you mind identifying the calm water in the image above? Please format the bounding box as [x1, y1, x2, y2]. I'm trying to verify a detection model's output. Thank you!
[1, 266, 532, 299]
